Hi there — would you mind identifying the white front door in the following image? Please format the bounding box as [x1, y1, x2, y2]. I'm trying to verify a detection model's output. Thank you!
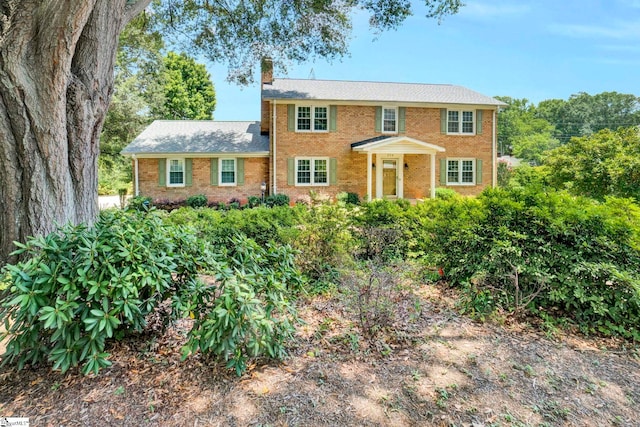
[376, 154, 403, 199]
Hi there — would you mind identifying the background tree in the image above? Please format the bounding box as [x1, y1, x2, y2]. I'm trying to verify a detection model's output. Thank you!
[153, 52, 216, 120]
[0, 0, 462, 265]
[543, 127, 640, 200]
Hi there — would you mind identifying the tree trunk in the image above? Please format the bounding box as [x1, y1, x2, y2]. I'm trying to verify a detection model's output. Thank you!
[0, 0, 150, 266]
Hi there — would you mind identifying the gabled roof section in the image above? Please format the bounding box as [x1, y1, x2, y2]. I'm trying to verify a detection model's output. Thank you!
[262, 78, 506, 106]
[121, 121, 269, 155]
[351, 136, 445, 154]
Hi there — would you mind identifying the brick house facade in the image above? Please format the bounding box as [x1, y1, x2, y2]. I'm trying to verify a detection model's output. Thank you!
[123, 63, 504, 203]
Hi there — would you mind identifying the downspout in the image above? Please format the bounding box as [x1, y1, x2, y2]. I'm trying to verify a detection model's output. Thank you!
[272, 99, 277, 194]
[132, 154, 139, 196]
[492, 109, 497, 187]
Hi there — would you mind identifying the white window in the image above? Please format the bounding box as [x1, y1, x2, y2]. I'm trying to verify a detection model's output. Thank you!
[297, 106, 328, 132]
[219, 158, 236, 186]
[382, 107, 397, 133]
[447, 159, 475, 185]
[167, 158, 185, 187]
[296, 157, 328, 186]
[447, 110, 474, 134]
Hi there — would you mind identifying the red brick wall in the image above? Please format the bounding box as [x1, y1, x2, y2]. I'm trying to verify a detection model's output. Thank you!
[136, 157, 269, 204]
[271, 104, 495, 200]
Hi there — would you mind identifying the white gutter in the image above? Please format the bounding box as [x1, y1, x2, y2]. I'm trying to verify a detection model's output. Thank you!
[492, 109, 497, 187]
[272, 99, 277, 194]
[132, 154, 140, 196]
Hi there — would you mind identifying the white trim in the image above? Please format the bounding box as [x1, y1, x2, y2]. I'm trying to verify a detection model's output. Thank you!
[294, 157, 329, 186]
[381, 106, 398, 134]
[260, 98, 505, 110]
[219, 158, 237, 186]
[352, 136, 445, 154]
[446, 158, 476, 186]
[273, 99, 277, 194]
[122, 152, 269, 159]
[167, 158, 186, 187]
[446, 109, 475, 135]
[492, 109, 497, 187]
[295, 104, 329, 132]
[132, 154, 139, 196]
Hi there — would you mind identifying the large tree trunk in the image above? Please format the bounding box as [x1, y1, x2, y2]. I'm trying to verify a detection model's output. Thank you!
[0, 0, 150, 266]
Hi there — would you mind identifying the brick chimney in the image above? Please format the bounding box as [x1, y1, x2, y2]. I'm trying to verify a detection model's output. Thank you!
[260, 57, 273, 134]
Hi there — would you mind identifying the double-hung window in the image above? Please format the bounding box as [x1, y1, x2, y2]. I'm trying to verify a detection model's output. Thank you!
[297, 106, 328, 132]
[447, 159, 475, 185]
[447, 110, 475, 134]
[167, 158, 185, 187]
[382, 107, 397, 133]
[296, 157, 328, 186]
[219, 158, 236, 186]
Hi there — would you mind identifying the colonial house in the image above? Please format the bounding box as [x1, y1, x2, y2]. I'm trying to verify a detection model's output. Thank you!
[122, 61, 505, 203]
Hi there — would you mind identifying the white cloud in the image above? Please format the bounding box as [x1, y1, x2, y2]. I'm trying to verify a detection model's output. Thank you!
[548, 21, 640, 39]
[460, 1, 532, 19]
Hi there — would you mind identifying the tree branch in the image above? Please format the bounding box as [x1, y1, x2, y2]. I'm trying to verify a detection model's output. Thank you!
[123, 0, 153, 27]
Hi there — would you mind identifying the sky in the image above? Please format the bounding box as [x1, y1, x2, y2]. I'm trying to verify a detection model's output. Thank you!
[205, 0, 640, 121]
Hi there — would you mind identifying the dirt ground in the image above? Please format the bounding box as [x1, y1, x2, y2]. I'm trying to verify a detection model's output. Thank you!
[1, 284, 639, 427]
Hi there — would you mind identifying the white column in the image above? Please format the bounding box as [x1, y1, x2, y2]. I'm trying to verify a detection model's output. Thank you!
[367, 152, 372, 201]
[430, 153, 436, 199]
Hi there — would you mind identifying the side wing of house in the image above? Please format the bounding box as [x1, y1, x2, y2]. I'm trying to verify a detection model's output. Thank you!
[121, 120, 269, 204]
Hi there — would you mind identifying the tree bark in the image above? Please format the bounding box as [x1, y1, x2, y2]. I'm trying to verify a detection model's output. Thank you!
[0, 0, 150, 265]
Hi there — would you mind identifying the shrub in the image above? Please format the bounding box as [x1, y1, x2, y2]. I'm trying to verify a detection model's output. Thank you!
[178, 235, 302, 375]
[186, 194, 208, 208]
[247, 195, 262, 208]
[266, 193, 290, 207]
[337, 192, 360, 205]
[126, 196, 152, 211]
[435, 187, 459, 200]
[0, 210, 214, 374]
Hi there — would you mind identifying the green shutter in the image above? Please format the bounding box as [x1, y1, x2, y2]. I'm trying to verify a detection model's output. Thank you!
[210, 158, 219, 186]
[288, 104, 295, 131]
[158, 158, 166, 186]
[439, 159, 447, 185]
[287, 158, 295, 185]
[375, 106, 382, 132]
[440, 109, 447, 134]
[237, 158, 245, 185]
[185, 158, 193, 186]
[476, 110, 483, 135]
[476, 159, 483, 184]
[398, 107, 406, 133]
[329, 158, 337, 185]
[329, 105, 337, 132]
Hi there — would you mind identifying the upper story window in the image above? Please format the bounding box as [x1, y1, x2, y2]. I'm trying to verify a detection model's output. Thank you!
[382, 107, 397, 133]
[167, 158, 185, 187]
[447, 110, 475, 134]
[297, 106, 328, 132]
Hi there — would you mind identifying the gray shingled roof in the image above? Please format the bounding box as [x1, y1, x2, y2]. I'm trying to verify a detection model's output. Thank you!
[121, 121, 269, 155]
[262, 79, 506, 106]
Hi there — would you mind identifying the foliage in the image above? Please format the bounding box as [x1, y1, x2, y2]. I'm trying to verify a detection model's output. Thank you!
[126, 196, 153, 211]
[417, 186, 640, 339]
[543, 127, 640, 201]
[153, 0, 462, 84]
[185, 194, 208, 208]
[265, 193, 290, 207]
[179, 235, 301, 375]
[537, 92, 640, 143]
[337, 192, 360, 205]
[497, 161, 513, 187]
[152, 51, 216, 120]
[0, 210, 213, 374]
[435, 187, 459, 200]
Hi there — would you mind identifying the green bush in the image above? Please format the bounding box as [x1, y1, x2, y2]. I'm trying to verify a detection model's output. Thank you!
[266, 193, 290, 207]
[186, 194, 208, 208]
[178, 235, 301, 375]
[126, 195, 152, 211]
[419, 186, 640, 338]
[0, 210, 214, 374]
[337, 192, 360, 205]
[435, 187, 459, 200]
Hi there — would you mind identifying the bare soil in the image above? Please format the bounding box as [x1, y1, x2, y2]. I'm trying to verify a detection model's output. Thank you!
[1, 284, 639, 426]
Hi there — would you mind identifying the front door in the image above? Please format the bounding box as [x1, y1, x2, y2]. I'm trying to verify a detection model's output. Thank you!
[382, 159, 397, 197]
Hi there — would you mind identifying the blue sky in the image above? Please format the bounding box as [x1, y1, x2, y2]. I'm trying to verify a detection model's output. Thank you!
[207, 0, 640, 121]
